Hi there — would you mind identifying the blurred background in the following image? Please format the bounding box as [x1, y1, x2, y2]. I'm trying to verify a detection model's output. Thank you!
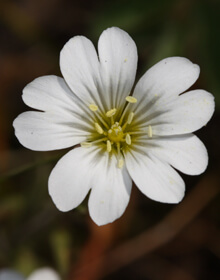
[0, 0, 220, 279]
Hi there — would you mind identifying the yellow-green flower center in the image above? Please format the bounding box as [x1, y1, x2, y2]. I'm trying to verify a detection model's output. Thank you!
[108, 123, 124, 143]
[81, 96, 153, 168]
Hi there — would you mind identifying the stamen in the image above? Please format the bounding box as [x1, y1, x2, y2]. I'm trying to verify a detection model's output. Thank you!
[94, 111, 109, 130]
[106, 108, 117, 117]
[93, 137, 108, 143]
[129, 130, 146, 135]
[127, 112, 134, 124]
[116, 142, 124, 168]
[89, 103, 98, 111]
[80, 142, 92, 148]
[125, 134, 131, 145]
[116, 142, 121, 155]
[148, 125, 153, 138]
[106, 140, 112, 152]
[117, 158, 124, 169]
[122, 121, 128, 131]
[83, 137, 108, 145]
[125, 96, 137, 103]
[95, 122, 104, 134]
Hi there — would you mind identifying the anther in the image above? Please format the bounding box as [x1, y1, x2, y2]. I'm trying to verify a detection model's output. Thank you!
[148, 125, 153, 138]
[125, 96, 137, 103]
[106, 140, 112, 152]
[80, 142, 92, 148]
[95, 123, 104, 134]
[89, 103, 98, 111]
[127, 112, 134, 124]
[117, 158, 124, 169]
[125, 134, 131, 145]
[106, 108, 117, 117]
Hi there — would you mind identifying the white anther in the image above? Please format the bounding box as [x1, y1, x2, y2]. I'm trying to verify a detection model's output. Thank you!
[80, 142, 92, 148]
[125, 96, 137, 103]
[117, 158, 124, 169]
[106, 108, 117, 117]
[95, 123, 104, 134]
[89, 103, 98, 111]
[148, 125, 153, 138]
[125, 134, 131, 145]
[127, 112, 134, 124]
[106, 140, 112, 152]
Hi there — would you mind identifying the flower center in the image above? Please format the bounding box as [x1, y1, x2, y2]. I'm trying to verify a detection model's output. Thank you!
[81, 96, 153, 168]
[108, 123, 124, 143]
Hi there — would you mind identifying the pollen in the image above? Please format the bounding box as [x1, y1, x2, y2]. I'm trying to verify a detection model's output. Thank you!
[125, 96, 137, 103]
[106, 140, 112, 152]
[125, 134, 131, 145]
[89, 103, 98, 111]
[148, 125, 153, 138]
[106, 108, 117, 117]
[127, 112, 134, 124]
[95, 123, 104, 134]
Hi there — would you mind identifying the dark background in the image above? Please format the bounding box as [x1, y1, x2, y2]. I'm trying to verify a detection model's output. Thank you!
[0, 0, 219, 279]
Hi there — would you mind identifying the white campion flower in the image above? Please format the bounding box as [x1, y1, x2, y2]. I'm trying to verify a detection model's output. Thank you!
[13, 27, 215, 226]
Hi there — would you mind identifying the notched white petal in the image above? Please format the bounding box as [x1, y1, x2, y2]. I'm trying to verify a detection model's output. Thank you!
[144, 134, 208, 175]
[60, 35, 104, 110]
[13, 111, 88, 151]
[151, 89, 215, 135]
[98, 27, 138, 109]
[125, 149, 185, 203]
[22, 75, 85, 114]
[48, 147, 99, 212]
[88, 154, 132, 226]
[132, 57, 201, 120]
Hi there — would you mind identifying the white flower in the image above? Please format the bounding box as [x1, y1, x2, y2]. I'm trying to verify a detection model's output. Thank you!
[0, 268, 60, 280]
[0, 269, 24, 280]
[26, 268, 60, 280]
[13, 27, 215, 226]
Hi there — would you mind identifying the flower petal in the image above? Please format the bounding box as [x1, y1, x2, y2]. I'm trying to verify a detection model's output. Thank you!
[48, 147, 98, 212]
[124, 148, 185, 203]
[133, 57, 200, 101]
[131, 57, 200, 122]
[88, 153, 132, 226]
[60, 35, 106, 111]
[98, 27, 138, 110]
[140, 89, 214, 135]
[49, 146, 132, 225]
[22, 75, 87, 115]
[13, 111, 89, 151]
[27, 268, 60, 280]
[139, 134, 208, 175]
[60, 27, 138, 113]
